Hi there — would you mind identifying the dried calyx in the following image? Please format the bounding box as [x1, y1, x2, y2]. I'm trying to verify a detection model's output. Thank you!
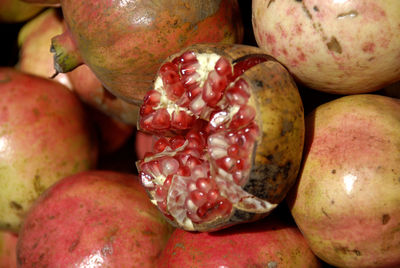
[136, 44, 305, 232]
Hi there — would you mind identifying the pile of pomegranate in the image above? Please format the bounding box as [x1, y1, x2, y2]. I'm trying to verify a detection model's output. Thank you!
[0, 0, 399, 267]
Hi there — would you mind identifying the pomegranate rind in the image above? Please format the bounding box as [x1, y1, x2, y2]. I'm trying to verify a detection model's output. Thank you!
[52, 0, 244, 104]
[137, 44, 305, 231]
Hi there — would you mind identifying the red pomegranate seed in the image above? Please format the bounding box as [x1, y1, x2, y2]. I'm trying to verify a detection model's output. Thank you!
[215, 57, 232, 77]
[202, 70, 227, 107]
[169, 135, 185, 149]
[153, 137, 169, 153]
[207, 189, 220, 204]
[177, 166, 191, 177]
[186, 156, 202, 170]
[225, 79, 250, 105]
[227, 144, 240, 157]
[159, 62, 178, 75]
[143, 89, 161, 105]
[187, 84, 202, 100]
[162, 70, 180, 85]
[208, 110, 229, 130]
[196, 177, 213, 193]
[188, 190, 207, 207]
[161, 157, 180, 176]
[171, 110, 195, 130]
[179, 51, 197, 64]
[189, 94, 206, 115]
[215, 199, 232, 216]
[139, 104, 154, 116]
[180, 61, 199, 77]
[152, 108, 171, 130]
[230, 105, 256, 129]
[216, 156, 235, 172]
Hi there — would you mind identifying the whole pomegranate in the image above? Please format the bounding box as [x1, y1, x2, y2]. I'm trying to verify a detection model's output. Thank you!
[17, 171, 174, 267]
[17, 8, 72, 88]
[252, 0, 400, 94]
[0, 231, 17, 268]
[0, 68, 98, 232]
[136, 43, 305, 231]
[51, 0, 244, 103]
[16, 7, 140, 124]
[0, 0, 43, 23]
[21, 0, 59, 6]
[287, 94, 400, 267]
[158, 211, 321, 267]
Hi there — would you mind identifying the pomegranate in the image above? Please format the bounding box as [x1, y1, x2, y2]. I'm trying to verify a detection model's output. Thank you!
[51, 0, 244, 103]
[0, 0, 43, 23]
[158, 211, 322, 267]
[287, 94, 400, 267]
[16, 8, 140, 125]
[0, 68, 98, 232]
[252, 0, 400, 94]
[136, 43, 305, 231]
[0, 231, 17, 268]
[17, 171, 174, 267]
[17, 8, 72, 88]
[67, 65, 139, 125]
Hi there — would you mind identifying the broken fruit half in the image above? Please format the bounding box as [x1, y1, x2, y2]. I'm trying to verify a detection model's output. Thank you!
[136, 44, 305, 231]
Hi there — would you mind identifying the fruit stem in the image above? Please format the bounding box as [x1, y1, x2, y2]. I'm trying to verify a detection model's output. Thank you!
[51, 30, 83, 73]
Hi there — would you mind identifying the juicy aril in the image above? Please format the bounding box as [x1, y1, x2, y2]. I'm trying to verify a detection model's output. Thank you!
[136, 44, 305, 231]
[17, 171, 174, 267]
[287, 94, 400, 267]
[51, 0, 244, 103]
[158, 211, 321, 267]
[252, 0, 400, 94]
[0, 68, 98, 232]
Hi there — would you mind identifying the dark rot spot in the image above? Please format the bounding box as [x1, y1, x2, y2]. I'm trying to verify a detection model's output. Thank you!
[313, 6, 319, 12]
[331, 169, 336, 174]
[382, 214, 391, 225]
[10, 201, 23, 210]
[362, 42, 375, 53]
[327, 36, 343, 54]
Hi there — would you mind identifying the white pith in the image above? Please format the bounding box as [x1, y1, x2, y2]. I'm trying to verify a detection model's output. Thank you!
[141, 52, 277, 230]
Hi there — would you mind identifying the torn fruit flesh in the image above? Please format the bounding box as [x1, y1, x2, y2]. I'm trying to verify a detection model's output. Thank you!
[137, 51, 277, 230]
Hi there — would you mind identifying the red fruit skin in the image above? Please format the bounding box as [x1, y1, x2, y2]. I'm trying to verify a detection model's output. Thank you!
[57, 0, 243, 103]
[68, 65, 140, 125]
[158, 212, 321, 268]
[17, 171, 174, 267]
[0, 231, 18, 268]
[0, 67, 98, 232]
[287, 94, 400, 267]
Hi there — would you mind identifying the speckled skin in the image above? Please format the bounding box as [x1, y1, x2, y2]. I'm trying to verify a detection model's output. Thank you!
[252, 0, 400, 94]
[158, 213, 321, 267]
[0, 68, 98, 232]
[0, 0, 43, 23]
[17, 171, 174, 267]
[0, 231, 17, 268]
[287, 94, 400, 267]
[17, 8, 141, 125]
[53, 0, 243, 104]
[138, 44, 305, 231]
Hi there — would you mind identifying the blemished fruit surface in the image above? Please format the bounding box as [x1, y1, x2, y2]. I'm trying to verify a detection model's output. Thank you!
[287, 94, 400, 267]
[16, 171, 174, 267]
[137, 43, 305, 231]
[157, 211, 322, 268]
[51, 0, 244, 104]
[0, 67, 98, 232]
[252, 0, 400, 94]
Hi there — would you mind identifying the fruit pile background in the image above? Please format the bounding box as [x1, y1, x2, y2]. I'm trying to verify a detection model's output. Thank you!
[0, 0, 399, 267]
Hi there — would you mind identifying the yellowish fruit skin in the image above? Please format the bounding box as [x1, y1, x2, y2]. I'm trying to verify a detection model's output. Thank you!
[252, 0, 400, 94]
[0, 0, 43, 23]
[288, 94, 400, 267]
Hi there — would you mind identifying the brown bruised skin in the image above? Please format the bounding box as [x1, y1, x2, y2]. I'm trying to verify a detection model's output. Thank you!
[53, 0, 243, 104]
[137, 44, 305, 231]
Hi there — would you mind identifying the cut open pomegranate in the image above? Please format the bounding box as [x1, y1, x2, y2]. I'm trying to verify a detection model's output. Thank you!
[137, 44, 305, 231]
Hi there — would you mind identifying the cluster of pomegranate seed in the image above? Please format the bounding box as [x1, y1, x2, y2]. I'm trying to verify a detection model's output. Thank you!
[137, 50, 272, 229]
